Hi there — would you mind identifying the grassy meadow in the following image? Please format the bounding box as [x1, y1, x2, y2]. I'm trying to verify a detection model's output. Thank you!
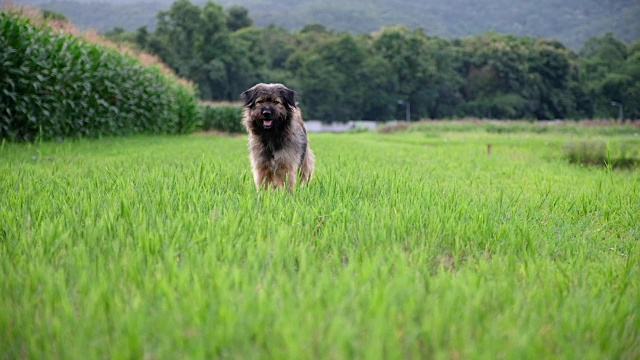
[1, 124, 639, 359]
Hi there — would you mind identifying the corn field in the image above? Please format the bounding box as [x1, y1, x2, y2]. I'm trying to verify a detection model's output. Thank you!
[0, 12, 199, 141]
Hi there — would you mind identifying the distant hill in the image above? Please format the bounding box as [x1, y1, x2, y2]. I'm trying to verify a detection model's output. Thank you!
[13, 0, 640, 50]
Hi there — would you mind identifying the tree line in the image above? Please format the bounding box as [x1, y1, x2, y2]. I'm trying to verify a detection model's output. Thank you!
[106, 0, 640, 121]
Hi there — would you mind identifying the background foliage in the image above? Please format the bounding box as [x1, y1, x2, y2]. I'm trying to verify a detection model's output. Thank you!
[108, 0, 640, 121]
[4, 0, 640, 127]
[199, 102, 244, 133]
[16, 0, 640, 52]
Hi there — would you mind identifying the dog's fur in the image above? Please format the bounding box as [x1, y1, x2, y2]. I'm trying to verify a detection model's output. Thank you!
[241, 83, 315, 190]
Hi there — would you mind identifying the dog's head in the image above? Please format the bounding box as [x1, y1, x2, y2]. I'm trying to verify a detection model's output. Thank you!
[241, 83, 297, 132]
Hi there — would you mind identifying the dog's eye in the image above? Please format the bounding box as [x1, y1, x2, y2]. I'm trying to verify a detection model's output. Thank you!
[256, 99, 264, 104]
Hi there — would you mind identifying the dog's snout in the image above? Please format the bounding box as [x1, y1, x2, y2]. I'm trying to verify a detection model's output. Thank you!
[262, 108, 273, 118]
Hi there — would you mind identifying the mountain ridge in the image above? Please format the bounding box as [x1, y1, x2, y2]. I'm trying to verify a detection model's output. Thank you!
[13, 0, 640, 50]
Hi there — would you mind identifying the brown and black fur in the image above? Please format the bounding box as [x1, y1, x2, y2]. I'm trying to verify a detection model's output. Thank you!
[241, 83, 315, 190]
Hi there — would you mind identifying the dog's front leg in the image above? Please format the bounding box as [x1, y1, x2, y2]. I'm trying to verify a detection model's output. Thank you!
[285, 169, 297, 192]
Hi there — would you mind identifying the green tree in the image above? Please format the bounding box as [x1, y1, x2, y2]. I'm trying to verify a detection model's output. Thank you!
[358, 52, 400, 120]
[135, 26, 149, 48]
[620, 41, 640, 119]
[315, 34, 370, 119]
[103, 27, 136, 43]
[458, 33, 530, 118]
[422, 37, 464, 118]
[455, 33, 580, 120]
[579, 33, 632, 118]
[371, 27, 439, 119]
[226, 5, 252, 32]
[257, 25, 297, 86]
[155, 0, 205, 77]
[149, 0, 266, 100]
[224, 27, 271, 99]
[197, 1, 233, 99]
[118, 0, 635, 121]
[527, 39, 579, 119]
[284, 25, 338, 119]
[288, 31, 399, 120]
[295, 53, 345, 120]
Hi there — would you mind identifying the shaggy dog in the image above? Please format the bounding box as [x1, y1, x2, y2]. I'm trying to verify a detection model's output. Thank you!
[241, 83, 315, 190]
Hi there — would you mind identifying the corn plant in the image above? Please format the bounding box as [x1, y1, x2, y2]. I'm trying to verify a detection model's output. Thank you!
[0, 12, 199, 141]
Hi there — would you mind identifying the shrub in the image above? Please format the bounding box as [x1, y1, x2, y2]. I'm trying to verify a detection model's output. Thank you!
[41, 10, 67, 22]
[564, 139, 608, 166]
[199, 103, 245, 133]
[377, 121, 411, 133]
[564, 139, 639, 169]
[0, 12, 199, 141]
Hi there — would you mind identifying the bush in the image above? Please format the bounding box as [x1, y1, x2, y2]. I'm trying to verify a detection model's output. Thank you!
[0, 12, 199, 141]
[564, 139, 608, 166]
[377, 121, 411, 133]
[199, 103, 244, 133]
[41, 10, 67, 22]
[564, 139, 639, 169]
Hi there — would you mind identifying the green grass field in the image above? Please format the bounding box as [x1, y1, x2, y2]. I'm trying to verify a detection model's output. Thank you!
[1, 125, 639, 359]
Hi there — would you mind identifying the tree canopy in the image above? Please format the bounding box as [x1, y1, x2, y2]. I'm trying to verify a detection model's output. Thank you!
[109, 0, 640, 120]
[28, 0, 639, 51]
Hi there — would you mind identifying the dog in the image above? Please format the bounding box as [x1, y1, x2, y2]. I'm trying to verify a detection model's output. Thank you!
[241, 83, 315, 190]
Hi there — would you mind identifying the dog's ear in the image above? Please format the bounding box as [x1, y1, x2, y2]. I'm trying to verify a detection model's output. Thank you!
[280, 87, 297, 109]
[241, 88, 258, 107]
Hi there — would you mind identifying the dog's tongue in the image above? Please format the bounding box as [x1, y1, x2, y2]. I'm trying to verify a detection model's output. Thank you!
[263, 120, 273, 127]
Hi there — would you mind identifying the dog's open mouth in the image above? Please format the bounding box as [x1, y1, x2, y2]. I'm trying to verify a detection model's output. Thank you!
[262, 120, 274, 128]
